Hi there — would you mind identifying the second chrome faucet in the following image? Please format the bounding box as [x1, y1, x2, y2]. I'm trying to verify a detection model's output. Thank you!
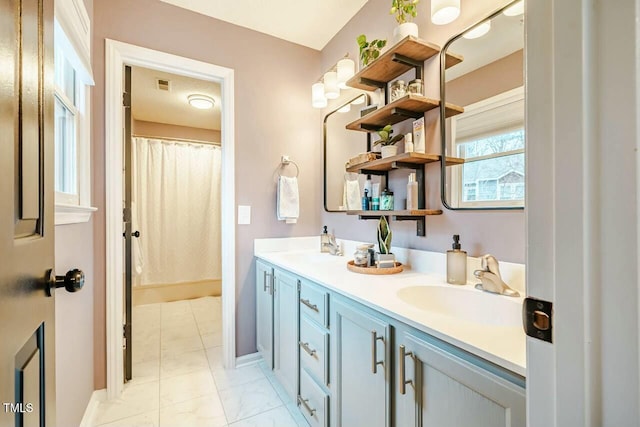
[473, 254, 520, 297]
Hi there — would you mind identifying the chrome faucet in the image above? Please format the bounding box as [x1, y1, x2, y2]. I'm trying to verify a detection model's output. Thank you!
[474, 254, 520, 297]
[326, 233, 343, 256]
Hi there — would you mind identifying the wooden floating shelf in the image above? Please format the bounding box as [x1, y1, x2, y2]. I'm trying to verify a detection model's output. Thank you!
[346, 209, 443, 216]
[346, 152, 464, 173]
[346, 94, 464, 132]
[346, 36, 463, 91]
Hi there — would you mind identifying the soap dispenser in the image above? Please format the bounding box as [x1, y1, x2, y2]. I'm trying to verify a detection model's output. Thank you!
[321, 226, 330, 253]
[447, 235, 467, 285]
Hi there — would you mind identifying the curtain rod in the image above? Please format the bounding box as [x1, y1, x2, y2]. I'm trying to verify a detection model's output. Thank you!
[132, 134, 221, 146]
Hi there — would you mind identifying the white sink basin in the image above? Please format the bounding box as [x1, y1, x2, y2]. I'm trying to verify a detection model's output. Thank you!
[397, 285, 523, 327]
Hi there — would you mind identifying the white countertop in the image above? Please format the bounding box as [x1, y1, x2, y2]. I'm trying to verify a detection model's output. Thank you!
[255, 238, 526, 377]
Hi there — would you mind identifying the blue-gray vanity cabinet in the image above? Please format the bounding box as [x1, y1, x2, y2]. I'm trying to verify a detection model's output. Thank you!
[273, 268, 300, 402]
[395, 329, 526, 427]
[330, 296, 391, 427]
[255, 259, 274, 369]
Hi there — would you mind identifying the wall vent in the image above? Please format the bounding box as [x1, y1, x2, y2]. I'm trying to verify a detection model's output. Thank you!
[156, 79, 171, 91]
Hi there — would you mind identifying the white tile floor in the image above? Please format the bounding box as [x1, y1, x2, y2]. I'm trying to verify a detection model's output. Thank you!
[92, 297, 307, 427]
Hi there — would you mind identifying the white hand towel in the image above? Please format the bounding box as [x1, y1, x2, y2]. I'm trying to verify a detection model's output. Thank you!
[345, 179, 361, 210]
[277, 176, 299, 222]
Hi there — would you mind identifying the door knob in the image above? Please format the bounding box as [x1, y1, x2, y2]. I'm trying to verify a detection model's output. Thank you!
[45, 269, 85, 297]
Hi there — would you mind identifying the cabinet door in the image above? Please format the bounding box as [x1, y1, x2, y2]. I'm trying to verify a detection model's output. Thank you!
[256, 260, 274, 369]
[396, 331, 526, 427]
[331, 298, 391, 427]
[273, 268, 299, 402]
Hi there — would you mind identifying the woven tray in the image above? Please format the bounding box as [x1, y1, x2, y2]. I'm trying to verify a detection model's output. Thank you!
[347, 260, 404, 275]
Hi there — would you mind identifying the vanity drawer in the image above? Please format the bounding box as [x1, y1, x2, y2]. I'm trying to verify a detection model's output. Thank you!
[299, 368, 329, 427]
[299, 280, 329, 328]
[300, 315, 329, 386]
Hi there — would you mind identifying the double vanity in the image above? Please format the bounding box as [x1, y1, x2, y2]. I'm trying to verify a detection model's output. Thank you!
[255, 237, 526, 427]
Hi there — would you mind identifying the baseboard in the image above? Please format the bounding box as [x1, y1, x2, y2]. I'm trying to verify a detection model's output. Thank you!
[235, 352, 261, 368]
[133, 279, 221, 305]
[79, 389, 106, 427]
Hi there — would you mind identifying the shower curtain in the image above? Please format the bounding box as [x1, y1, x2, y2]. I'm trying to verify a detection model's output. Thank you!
[132, 137, 222, 286]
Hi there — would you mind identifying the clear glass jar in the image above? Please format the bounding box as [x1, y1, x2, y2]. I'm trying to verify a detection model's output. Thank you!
[389, 80, 407, 102]
[380, 189, 394, 210]
[354, 244, 374, 266]
[407, 79, 423, 96]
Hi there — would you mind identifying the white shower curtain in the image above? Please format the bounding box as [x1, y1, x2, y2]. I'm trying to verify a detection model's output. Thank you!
[132, 137, 222, 286]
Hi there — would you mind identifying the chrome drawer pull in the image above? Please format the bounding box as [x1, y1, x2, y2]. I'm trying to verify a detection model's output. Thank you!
[299, 341, 317, 356]
[371, 330, 385, 374]
[297, 396, 317, 417]
[399, 345, 414, 395]
[300, 298, 319, 312]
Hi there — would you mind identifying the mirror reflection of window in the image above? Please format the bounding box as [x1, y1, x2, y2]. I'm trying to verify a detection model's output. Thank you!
[441, 1, 525, 209]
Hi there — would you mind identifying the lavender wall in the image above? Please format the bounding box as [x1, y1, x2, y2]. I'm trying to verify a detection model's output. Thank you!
[320, 0, 525, 262]
[92, 0, 322, 388]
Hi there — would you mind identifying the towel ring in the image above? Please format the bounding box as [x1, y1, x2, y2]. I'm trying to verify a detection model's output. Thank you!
[279, 157, 299, 178]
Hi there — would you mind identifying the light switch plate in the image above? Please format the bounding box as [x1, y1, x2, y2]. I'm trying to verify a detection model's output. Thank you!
[238, 205, 251, 225]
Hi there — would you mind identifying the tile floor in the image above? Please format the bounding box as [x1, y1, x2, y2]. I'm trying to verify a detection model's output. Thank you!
[92, 297, 307, 427]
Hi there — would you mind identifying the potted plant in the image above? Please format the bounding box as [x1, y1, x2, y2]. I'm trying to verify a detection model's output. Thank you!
[376, 216, 396, 267]
[390, 0, 420, 42]
[357, 35, 387, 67]
[373, 125, 404, 158]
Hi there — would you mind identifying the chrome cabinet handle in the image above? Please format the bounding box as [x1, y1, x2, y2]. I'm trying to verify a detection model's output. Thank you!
[300, 298, 319, 312]
[399, 345, 414, 395]
[371, 330, 385, 374]
[299, 341, 317, 356]
[297, 396, 316, 417]
[263, 271, 273, 294]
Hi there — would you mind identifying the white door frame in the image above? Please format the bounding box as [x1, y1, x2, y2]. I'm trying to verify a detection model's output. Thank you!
[104, 39, 236, 399]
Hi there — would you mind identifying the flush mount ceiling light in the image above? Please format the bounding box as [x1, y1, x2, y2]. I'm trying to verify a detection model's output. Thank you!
[431, 0, 460, 25]
[463, 21, 491, 39]
[503, 0, 524, 16]
[337, 58, 355, 89]
[312, 83, 328, 108]
[188, 94, 215, 109]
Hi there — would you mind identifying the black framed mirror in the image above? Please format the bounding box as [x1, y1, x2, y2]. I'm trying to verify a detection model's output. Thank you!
[324, 94, 370, 212]
[440, 0, 525, 210]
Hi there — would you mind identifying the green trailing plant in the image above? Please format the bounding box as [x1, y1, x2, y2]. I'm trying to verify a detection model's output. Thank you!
[390, 0, 419, 24]
[373, 125, 404, 146]
[357, 35, 387, 67]
[377, 216, 393, 254]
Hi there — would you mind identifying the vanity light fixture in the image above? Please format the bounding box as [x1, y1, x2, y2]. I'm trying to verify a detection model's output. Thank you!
[312, 82, 328, 108]
[324, 71, 340, 99]
[503, 0, 524, 16]
[463, 21, 491, 39]
[431, 0, 460, 25]
[188, 94, 215, 109]
[337, 58, 355, 89]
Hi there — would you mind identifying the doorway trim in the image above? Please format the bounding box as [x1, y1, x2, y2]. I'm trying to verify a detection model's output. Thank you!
[104, 39, 236, 399]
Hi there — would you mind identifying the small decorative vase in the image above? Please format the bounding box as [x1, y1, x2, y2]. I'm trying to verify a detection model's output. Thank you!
[381, 145, 398, 158]
[393, 22, 419, 43]
[376, 253, 397, 268]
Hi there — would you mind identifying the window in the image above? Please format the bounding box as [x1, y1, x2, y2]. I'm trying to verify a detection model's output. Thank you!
[451, 87, 525, 208]
[54, 0, 95, 224]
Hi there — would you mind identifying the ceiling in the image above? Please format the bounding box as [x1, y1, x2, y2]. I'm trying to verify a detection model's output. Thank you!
[131, 66, 221, 130]
[158, 0, 369, 50]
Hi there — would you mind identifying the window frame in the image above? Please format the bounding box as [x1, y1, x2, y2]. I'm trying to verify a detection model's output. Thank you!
[450, 87, 525, 209]
[53, 0, 96, 225]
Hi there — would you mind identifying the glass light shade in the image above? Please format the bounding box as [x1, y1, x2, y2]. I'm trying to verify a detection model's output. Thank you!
[188, 94, 215, 109]
[431, 0, 460, 25]
[312, 83, 327, 108]
[503, 0, 524, 16]
[337, 104, 351, 113]
[324, 71, 340, 99]
[337, 58, 355, 89]
[463, 21, 491, 39]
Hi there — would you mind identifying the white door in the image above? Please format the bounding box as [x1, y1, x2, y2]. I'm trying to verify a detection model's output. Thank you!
[526, 0, 640, 425]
